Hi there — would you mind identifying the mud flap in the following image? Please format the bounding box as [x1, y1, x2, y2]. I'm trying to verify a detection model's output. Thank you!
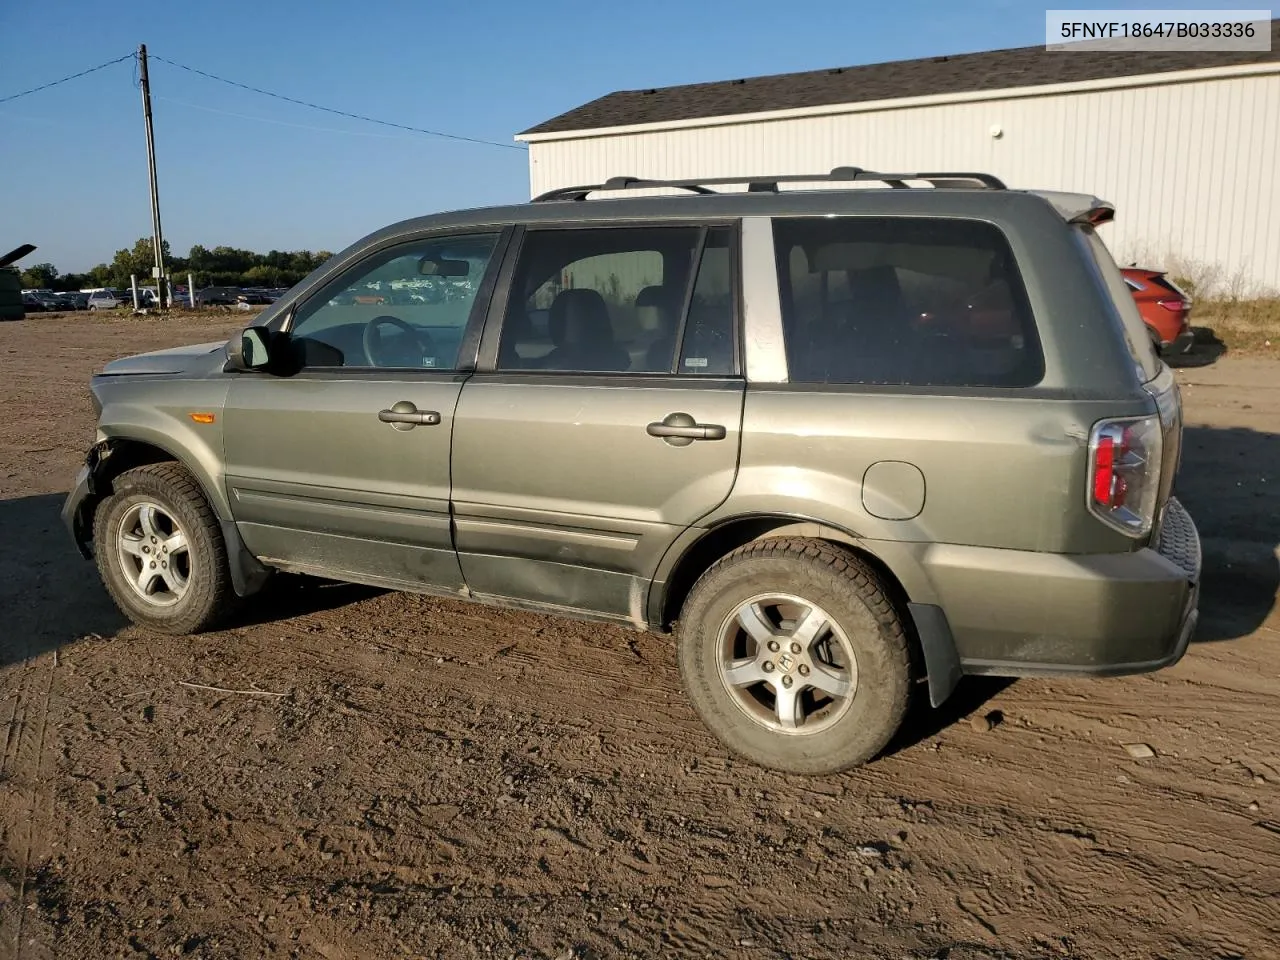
[907, 602, 963, 708]
[220, 519, 272, 598]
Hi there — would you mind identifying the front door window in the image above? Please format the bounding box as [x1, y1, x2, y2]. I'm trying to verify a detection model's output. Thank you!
[288, 233, 501, 370]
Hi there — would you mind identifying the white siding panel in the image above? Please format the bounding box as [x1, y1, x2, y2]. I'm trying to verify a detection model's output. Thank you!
[529, 73, 1280, 293]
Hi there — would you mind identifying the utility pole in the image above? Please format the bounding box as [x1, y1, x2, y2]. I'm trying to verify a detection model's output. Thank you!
[137, 44, 167, 308]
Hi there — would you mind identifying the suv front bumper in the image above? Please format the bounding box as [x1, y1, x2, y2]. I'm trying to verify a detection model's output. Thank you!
[62, 460, 99, 558]
[918, 498, 1201, 677]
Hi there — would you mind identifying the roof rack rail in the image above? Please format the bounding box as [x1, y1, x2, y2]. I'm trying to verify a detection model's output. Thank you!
[531, 166, 1006, 202]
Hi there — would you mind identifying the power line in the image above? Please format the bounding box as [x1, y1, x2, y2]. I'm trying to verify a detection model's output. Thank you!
[155, 95, 436, 142]
[0, 53, 135, 105]
[149, 54, 526, 152]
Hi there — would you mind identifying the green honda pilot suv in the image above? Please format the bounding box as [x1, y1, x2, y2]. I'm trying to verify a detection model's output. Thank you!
[62, 168, 1201, 774]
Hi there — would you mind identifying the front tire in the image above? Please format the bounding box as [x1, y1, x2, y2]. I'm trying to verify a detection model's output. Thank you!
[93, 463, 238, 634]
[677, 538, 911, 774]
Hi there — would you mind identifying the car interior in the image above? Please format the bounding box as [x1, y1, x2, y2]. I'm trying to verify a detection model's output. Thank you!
[283, 237, 498, 370]
[778, 226, 1043, 387]
[497, 227, 736, 376]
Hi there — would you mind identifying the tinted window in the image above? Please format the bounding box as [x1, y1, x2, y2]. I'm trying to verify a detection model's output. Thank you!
[289, 233, 500, 369]
[678, 227, 736, 375]
[497, 227, 704, 374]
[1079, 227, 1160, 383]
[773, 217, 1043, 387]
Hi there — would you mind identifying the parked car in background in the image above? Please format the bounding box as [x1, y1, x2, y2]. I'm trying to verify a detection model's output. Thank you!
[56, 292, 88, 310]
[1122, 267, 1193, 355]
[24, 289, 68, 310]
[236, 290, 273, 308]
[22, 292, 60, 312]
[87, 290, 126, 310]
[194, 286, 240, 306]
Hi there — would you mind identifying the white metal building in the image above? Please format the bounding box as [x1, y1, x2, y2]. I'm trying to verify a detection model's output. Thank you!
[518, 23, 1280, 294]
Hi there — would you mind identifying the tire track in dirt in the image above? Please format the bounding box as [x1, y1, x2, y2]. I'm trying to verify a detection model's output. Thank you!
[0, 647, 59, 960]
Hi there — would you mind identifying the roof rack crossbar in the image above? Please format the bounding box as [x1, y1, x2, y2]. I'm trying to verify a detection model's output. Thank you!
[531, 166, 1007, 201]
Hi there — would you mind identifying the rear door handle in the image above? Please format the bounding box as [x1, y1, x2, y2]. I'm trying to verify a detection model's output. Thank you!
[378, 401, 441, 430]
[647, 412, 727, 446]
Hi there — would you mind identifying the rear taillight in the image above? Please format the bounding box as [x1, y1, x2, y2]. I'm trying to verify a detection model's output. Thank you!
[1088, 416, 1163, 536]
[1157, 299, 1188, 313]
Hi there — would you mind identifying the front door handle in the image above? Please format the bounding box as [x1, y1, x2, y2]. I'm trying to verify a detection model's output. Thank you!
[378, 400, 441, 431]
[647, 412, 727, 446]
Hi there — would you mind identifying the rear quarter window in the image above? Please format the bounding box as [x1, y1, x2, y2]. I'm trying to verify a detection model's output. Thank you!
[772, 217, 1043, 388]
[1079, 226, 1161, 383]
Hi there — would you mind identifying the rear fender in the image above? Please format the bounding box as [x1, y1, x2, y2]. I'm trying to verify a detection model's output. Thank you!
[649, 516, 962, 706]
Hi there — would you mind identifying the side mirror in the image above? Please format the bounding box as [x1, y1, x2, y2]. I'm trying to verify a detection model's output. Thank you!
[227, 325, 274, 371]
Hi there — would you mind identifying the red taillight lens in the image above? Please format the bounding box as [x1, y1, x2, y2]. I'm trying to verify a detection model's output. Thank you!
[1157, 299, 1187, 313]
[1093, 435, 1115, 504]
[1088, 417, 1163, 536]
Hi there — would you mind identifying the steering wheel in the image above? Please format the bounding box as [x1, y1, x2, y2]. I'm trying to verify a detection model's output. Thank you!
[362, 315, 435, 367]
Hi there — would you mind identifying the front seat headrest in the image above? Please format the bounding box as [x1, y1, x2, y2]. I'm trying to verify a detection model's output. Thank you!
[549, 288, 613, 346]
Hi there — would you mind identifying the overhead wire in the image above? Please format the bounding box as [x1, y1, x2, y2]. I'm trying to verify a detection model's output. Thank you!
[148, 54, 526, 151]
[153, 95, 436, 141]
[0, 50, 524, 154]
[0, 52, 136, 105]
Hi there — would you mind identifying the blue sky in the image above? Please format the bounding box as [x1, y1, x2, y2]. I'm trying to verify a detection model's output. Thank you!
[0, 0, 1214, 272]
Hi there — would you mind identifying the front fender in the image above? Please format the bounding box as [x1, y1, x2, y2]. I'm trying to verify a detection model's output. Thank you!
[96, 383, 233, 519]
[63, 376, 270, 597]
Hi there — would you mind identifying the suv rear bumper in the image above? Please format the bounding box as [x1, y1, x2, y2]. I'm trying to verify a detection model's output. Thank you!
[916, 498, 1201, 677]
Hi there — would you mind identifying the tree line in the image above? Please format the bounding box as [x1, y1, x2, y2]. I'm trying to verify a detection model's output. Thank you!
[19, 238, 334, 291]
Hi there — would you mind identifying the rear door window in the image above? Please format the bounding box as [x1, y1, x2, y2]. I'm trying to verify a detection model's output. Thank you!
[772, 217, 1043, 387]
[497, 225, 736, 375]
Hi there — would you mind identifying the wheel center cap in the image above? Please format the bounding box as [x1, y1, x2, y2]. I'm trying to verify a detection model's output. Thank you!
[777, 652, 796, 673]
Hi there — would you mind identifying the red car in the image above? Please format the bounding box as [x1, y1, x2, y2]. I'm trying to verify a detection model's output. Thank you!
[1122, 267, 1194, 355]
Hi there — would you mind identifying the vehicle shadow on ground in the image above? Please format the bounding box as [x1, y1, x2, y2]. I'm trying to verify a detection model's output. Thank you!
[0, 494, 126, 665]
[0, 494, 381, 666]
[1179, 425, 1280, 642]
[882, 677, 1016, 757]
[232, 576, 383, 628]
[1166, 338, 1227, 369]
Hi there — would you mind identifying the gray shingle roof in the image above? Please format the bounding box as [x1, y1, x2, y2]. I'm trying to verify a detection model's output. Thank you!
[521, 20, 1280, 136]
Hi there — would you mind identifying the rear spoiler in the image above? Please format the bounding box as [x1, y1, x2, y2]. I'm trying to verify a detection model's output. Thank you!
[1028, 191, 1115, 226]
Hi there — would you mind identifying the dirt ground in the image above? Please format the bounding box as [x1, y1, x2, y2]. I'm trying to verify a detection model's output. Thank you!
[1, 314, 1277, 960]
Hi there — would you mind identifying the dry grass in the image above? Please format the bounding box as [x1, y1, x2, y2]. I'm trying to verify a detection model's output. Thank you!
[1192, 297, 1280, 354]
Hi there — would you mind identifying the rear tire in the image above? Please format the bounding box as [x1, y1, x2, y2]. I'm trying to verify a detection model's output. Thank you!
[677, 538, 911, 774]
[93, 463, 239, 635]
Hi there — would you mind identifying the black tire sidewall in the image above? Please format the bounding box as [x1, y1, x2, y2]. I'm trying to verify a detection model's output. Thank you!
[678, 547, 910, 774]
[93, 469, 225, 634]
